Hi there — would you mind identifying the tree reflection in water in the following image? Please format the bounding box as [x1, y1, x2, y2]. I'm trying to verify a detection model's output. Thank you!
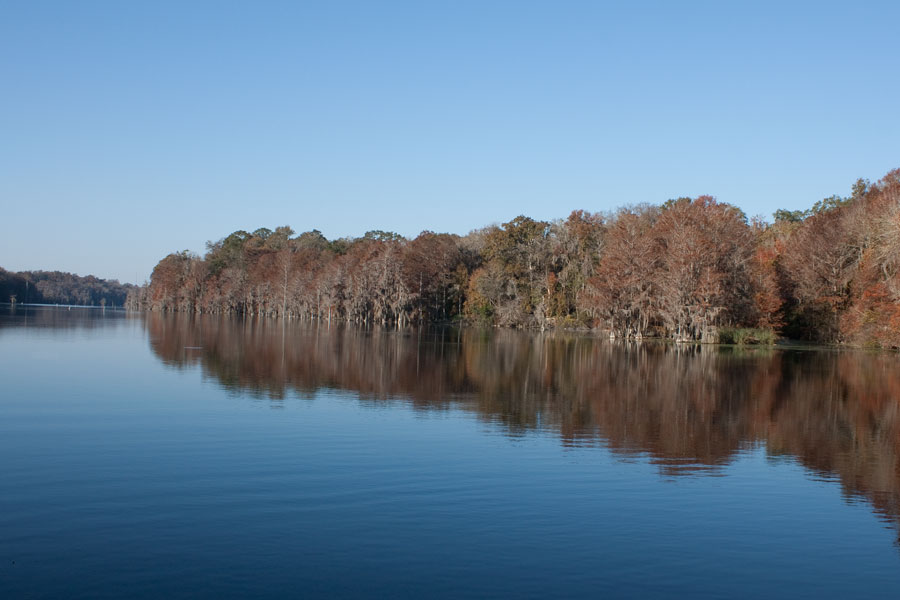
[145, 312, 900, 543]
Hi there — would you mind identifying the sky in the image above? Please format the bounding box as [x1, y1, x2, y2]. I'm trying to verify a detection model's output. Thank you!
[2, 1, 899, 284]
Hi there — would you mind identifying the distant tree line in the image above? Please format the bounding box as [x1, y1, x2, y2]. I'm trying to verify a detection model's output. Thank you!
[129, 168, 900, 346]
[0, 268, 134, 307]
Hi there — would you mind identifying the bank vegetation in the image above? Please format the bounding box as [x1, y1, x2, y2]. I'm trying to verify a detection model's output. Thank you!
[129, 168, 900, 347]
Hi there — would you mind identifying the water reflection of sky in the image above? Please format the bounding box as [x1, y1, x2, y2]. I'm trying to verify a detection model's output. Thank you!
[138, 312, 900, 542]
[2, 307, 899, 598]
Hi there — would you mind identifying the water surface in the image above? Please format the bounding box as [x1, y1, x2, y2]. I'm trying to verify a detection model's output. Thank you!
[2, 307, 899, 598]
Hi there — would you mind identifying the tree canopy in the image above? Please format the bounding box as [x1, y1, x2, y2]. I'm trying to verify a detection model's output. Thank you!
[129, 167, 900, 347]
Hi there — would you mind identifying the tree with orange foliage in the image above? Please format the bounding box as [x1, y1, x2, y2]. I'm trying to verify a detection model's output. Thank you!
[584, 205, 659, 338]
[651, 196, 755, 341]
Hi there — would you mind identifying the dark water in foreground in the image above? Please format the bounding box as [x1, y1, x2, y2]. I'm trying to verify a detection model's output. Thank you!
[2, 307, 900, 599]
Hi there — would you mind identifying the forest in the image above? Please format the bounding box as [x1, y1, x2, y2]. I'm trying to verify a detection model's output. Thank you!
[129, 168, 900, 347]
[0, 268, 134, 307]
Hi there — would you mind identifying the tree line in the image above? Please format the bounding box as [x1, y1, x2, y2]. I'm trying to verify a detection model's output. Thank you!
[1, 268, 134, 307]
[129, 167, 900, 346]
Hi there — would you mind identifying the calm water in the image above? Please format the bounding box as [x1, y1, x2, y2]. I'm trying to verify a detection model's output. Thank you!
[2, 307, 900, 599]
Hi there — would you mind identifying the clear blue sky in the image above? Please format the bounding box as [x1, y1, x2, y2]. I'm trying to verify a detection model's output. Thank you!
[3, 1, 898, 283]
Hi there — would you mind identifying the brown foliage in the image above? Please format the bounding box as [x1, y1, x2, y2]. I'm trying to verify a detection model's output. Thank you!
[585, 206, 659, 337]
[775, 169, 900, 345]
[132, 167, 900, 344]
[651, 197, 756, 341]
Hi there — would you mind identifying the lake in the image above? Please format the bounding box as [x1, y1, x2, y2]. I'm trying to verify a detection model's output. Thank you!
[2, 306, 899, 599]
